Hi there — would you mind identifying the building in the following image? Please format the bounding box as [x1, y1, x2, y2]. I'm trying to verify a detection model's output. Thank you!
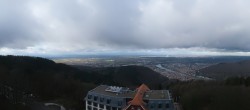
[84, 84, 174, 110]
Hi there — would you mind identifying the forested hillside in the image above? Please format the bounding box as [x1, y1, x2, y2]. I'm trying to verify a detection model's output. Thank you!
[0, 55, 168, 110]
[197, 60, 250, 79]
[75, 65, 169, 88]
[171, 77, 250, 110]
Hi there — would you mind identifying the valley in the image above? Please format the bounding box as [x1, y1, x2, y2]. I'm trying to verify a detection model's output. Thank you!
[54, 56, 250, 80]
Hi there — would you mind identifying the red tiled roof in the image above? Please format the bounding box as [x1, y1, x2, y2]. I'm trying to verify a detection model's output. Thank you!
[124, 84, 150, 110]
[130, 84, 150, 105]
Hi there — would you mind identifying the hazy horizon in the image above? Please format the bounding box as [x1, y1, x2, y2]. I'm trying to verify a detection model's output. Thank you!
[1, 0, 250, 56]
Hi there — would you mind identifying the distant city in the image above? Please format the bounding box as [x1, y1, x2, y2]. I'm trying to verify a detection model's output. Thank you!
[54, 56, 250, 81]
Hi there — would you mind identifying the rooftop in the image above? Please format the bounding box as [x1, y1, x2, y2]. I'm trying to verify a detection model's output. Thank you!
[89, 85, 135, 98]
[88, 85, 171, 100]
[144, 90, 170, 100]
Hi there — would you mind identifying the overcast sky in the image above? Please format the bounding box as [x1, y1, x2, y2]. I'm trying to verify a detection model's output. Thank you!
[1, 0, 250, 56]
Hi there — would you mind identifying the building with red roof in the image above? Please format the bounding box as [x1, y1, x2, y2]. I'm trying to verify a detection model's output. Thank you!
[85, 84, 174, 110]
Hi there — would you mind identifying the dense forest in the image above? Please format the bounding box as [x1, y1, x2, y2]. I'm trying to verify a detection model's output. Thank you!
[0, 55, 95, 109]
[197, 60, 250, 79]
[170, 77, 250, 110]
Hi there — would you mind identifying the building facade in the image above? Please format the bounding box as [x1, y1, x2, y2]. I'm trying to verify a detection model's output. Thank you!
[84, 84, 174, 110]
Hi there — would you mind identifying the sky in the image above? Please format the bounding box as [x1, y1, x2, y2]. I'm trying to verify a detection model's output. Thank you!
[1, 0, 250, 57]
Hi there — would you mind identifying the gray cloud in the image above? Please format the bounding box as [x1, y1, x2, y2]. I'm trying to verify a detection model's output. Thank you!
[1, 0, 250, 55]
[0, 0, 43, 48]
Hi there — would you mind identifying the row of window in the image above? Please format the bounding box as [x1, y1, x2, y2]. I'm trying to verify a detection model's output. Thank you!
[130, 106, 142, 110]
[87, 105, 121, 110]
[87, 103, 104, 108]
[87, 101, 170, 110]
[149, 103, 170, 109]
[87, 95, 122, 106]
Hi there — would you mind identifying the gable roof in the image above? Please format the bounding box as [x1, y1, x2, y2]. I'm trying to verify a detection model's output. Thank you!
[124, 84, 150, 110]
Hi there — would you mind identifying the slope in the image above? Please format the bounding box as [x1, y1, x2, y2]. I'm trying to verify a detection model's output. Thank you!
[196, 60, 250, 80]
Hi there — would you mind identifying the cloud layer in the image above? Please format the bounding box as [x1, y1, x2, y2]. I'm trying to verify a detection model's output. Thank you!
[1, 0, 250, 55]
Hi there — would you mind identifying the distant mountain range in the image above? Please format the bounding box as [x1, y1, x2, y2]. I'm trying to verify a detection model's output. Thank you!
[197, 60, 250, 80]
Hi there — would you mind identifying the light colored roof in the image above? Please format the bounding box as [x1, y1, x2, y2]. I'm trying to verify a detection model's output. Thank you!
[89, 85, 135, 98]
[88, 84, 170, 100]
[144, 90, 170, 100]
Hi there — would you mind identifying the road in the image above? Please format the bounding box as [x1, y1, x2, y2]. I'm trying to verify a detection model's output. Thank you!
[174, 103, 182, 110]
[30, 102, 66, 110]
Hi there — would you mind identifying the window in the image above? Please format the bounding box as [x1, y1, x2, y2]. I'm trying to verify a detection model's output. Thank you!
[100, 97, 104, 102]
[87, 106, 92, 110]
[107, 99, 111, 104]
[112, 107, 117, 110]
[118, 101, 122, 106]
[150, 104, 154, 108]
[166, 103, 169, 108]
[99, 104, 104, 109]
[131, 107, 135, 110]
[88, 95, 92, 99]
[106, 106, 111, 110]
[158, 103, 162, 108]
[93, 108, 98, 110]
[87, 101, 92, 105]
[94, 96, 98, 101]
[93, 102, 98, 107]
